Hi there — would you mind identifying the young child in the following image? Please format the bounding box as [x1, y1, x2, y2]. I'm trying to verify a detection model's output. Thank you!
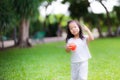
[65, 20, 94, 80]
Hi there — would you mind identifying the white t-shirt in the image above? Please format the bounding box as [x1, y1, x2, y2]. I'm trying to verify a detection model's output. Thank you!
[67, 37, 92, 63]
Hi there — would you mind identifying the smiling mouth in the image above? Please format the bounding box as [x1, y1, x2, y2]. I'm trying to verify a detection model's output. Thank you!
[73, 31, 77, 33]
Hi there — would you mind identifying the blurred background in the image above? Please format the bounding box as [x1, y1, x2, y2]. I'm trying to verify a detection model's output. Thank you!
[0, 0, 120, 48]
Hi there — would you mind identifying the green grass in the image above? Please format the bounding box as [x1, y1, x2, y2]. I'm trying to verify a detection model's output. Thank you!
[89, 38, 120, 80]
[0, 38, 120, 80]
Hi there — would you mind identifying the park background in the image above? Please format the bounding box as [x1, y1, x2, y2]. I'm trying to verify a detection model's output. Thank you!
[0, 0, 120, 80]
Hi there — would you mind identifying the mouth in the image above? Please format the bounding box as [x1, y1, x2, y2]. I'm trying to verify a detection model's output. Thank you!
[73, 31, 78, 34]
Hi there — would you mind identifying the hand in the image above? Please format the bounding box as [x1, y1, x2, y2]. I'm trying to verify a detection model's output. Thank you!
[82, 25, 90, 32]
[67, 43, 76, 51]
[82, 24, 94, 41]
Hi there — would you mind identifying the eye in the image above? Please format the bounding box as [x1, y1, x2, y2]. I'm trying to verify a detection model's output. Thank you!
[74, 26, 78, 28]
[70, 26, 74, 30]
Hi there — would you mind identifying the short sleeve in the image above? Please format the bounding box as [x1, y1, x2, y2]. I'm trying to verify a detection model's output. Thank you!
[66, 38, 72, 46]
[83, 35, 88, 43]
[84, 35, 88, 39]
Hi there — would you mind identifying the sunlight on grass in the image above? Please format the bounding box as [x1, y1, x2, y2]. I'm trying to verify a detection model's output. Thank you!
[0, 38, 120, 80]
[89, 38, 120, 80]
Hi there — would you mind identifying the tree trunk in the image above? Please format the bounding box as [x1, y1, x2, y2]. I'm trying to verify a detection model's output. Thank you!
[99, 1, 113, 36]
[97, 25, 103, 38]
[18, 18, 31, 47]
[14, 27, 17, 45]
[0, 35, 4, 49]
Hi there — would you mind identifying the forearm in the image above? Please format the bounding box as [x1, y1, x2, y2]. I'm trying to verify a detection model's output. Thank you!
[83, 25, 94, 41]
[65, 47, 70, 53]
[86, 29, 94, 41]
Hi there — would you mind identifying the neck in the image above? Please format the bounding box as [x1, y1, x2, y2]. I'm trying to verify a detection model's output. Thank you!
[74, 34, 79, 39]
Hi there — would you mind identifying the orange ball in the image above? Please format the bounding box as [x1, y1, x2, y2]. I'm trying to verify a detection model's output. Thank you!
[69, 43, 76, 51]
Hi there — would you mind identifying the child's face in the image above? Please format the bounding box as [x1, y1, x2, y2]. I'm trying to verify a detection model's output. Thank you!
[69, 21, 80, 36]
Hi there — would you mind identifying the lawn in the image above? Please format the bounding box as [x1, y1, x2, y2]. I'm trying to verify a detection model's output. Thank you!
[0, 38, 120, 80]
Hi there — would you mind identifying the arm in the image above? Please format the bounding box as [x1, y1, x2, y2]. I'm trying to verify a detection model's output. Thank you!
[83, 25, 94, 42]
[65, 46, 71, 53]
[65, 43, 74, 53]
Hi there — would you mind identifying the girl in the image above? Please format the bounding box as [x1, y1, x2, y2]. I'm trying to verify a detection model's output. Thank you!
[65, 20, 94, 80]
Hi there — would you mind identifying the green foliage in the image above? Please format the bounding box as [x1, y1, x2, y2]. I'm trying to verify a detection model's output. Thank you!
[38, 14, 70, 37]
[46, 14, 71, 27]
[60, 16, 71, 27]
[84, 13, 98, 26]
[0, 0, 16, 35]
[113, 6, 120, 23]
[13, 0, 43, 20]
[30, 19, 44, 35]
[62, 0, 89, 19]
[0, 0, 45, 36]
[84, 13, 106, 26]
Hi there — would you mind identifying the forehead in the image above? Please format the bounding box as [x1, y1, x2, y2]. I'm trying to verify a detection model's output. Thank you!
[69, 21, 77, 27]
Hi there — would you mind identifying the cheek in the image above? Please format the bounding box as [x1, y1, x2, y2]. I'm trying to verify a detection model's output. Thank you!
[70, 30, 73, 34]
[76, 27, 80, 32]
[78, 28, 80, 32]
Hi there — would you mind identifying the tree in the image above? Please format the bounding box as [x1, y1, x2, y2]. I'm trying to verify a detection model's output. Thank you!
[113, 3, 120, 36]
[96, 0, 113, 36]
[84, 13, 104, 38]
[113, 6, 120, 25]
[0, 0, 16, 49]
[62, 0, 89, 20]
[13, 0, 44, 47]
[13, 0, 56, 47]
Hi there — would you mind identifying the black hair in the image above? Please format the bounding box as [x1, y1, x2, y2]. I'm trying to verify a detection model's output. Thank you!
[66, 20, 84, 42]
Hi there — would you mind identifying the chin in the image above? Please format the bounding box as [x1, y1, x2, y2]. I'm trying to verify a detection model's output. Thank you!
[75, 33, 79, 35]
